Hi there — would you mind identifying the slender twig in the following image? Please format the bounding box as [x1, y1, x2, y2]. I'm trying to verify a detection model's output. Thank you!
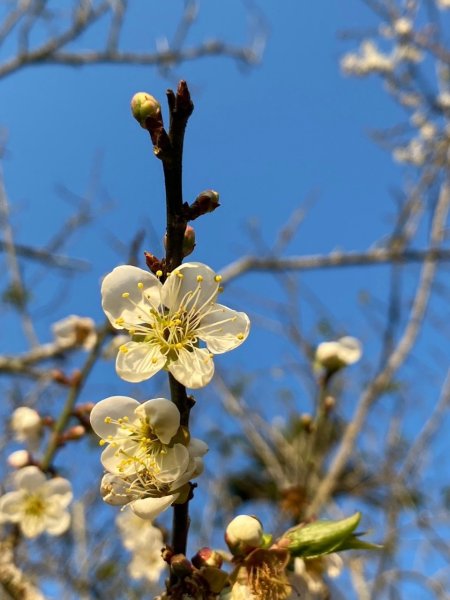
[219, 247, 450, 283]
[40, 321, 110, 472]
[306, 181, 450, 518]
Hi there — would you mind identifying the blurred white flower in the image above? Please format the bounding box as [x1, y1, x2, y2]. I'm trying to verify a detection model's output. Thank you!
[52, 314, 97, 351]
[341, 41, 394, 76]
[393, 139, 426, 166]
[7, 449, 30, 469]
[0, 466, 72, 538]
[438, 0, 450, 9]
[393, 17, 413, 36]
[10, 406, 42, 448]
[315, 336, 362, 371]
[101, 262, 250, 388]
[116, 510, 165, 583]
[289, 554, 343, 598]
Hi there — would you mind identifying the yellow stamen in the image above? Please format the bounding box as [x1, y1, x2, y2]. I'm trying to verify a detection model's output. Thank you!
[176, 272, 184, 278]
[115, 317, 125, 325]
[119, 345, 128, 353]
[197, 275, 203, 282]
[214, 275, 222, 282]
[122, 292, 130, 299]
[137, 282, 144, 289]
[156, 270, 163, 277]
[237, 333, 245, 340]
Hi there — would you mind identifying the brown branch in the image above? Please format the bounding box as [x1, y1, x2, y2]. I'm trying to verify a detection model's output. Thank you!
[0, 536, 45, 600]
[219, 247, 450, 283]
[306, 181, 450, 518]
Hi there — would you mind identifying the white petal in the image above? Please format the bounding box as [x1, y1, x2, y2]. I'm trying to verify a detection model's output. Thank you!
[21, 515, 45, 538]
[161, 263, 218, 312]
[0, 491, 25, 522]
[101, 265, 162, 329]
[131, 494, 179, 520]
[154, 444, 190, 483]
[198, 304, 250, 354]
[169, 347, 214, 389]
[116, 342, 165, 383]
[44, 510, 71, 536]
[90, 396, 140, 439]
[188, 438, 209, 458]
[43, 478, 73, 508]
[139, 398, 180, 444]
[100, 441, 138, 475]
[13, 466, 46, 491]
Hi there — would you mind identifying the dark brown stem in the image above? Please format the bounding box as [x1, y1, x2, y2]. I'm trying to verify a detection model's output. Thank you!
[158, 81, 194, 571]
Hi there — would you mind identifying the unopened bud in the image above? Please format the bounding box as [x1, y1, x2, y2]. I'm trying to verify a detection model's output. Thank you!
[62, 425, 86, 441]
[192, 547, 223, 569]
[164, 225, 196, 258]
[300, 413, 313, 430]
[170, 554, 193, 577]
[187, 190, 220, 220]
[225, 515, 264, 556]
[324, 395, 336, 411]
[7, 449, 30, 468]
[315, 337, 362, 373]
[131, 92, 161, 127]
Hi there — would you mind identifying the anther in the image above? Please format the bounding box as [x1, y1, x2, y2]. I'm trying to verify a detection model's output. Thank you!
[156, 270, 163, 277]
[176, 272, 184, 278]
[119, 345, 129, 353]
[237, 333, 245, 340]
[197, 275, 203, 282]
[214, 275, 222, 282]
[122, 292, 130, 299]
[115, 317, 125, 325]
[137, 282, 144, 289]
[104, 417, 112, 423]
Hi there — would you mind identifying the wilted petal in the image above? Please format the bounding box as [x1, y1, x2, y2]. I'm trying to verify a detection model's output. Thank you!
[101, 265, 161, 329]
[198, 304, 250, 354]
[169, 347, 214, 389]
[116, 342, 166, 383]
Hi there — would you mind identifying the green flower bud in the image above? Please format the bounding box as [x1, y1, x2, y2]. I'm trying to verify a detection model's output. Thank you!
[131, 92, 161, 127]
[280, 512, 381, 559]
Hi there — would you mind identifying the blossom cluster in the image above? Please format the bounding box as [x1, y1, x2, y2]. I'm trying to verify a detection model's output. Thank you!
[90, 261, 249, 521]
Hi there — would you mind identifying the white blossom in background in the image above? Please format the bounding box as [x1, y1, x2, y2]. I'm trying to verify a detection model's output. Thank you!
[0, 466, 72, 538]
[288, 554, 343, 598]
[438, 0, 450, 8]
[393, 139, 427, 166]
[315, 336, 362, 371]
[10, 406, 42, 449]
[101, 262, 250, 388]
[52, 314, 97, 351]
[116, 510, 165, 583]
[341, 41, 394, 76]
[7, 449, 30, 469]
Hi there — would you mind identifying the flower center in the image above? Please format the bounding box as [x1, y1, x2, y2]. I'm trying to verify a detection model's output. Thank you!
[101, 414, 167, 476]
[23, 493, 45, 517]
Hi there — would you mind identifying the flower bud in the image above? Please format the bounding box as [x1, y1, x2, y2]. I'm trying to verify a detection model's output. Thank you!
[225, 515, 264, 556]
[195, 190, 220, 213]
[62, 425, 86, 441]
[10, 407, 42, 443]
[7, 449, 30, 468]
[192, 547, 223, 569]
[131, 92, 161, 127]
[315, 336, 362, 373]
[164, 225, 196, 258]
[170, 554, 193, 577]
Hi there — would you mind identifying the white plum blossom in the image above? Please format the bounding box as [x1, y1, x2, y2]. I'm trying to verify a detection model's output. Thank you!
[90, 396, 189, 481]
[91, 395, 208, 520]
[101, 262, 250, 388]
[315, 336, 362, 371]
[10, 406, 42, 448]
[52, 314, 97, 351]
[341, 41, 394, 76]
[0, 466, 72, 538]
[116, 510, 165, 583]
